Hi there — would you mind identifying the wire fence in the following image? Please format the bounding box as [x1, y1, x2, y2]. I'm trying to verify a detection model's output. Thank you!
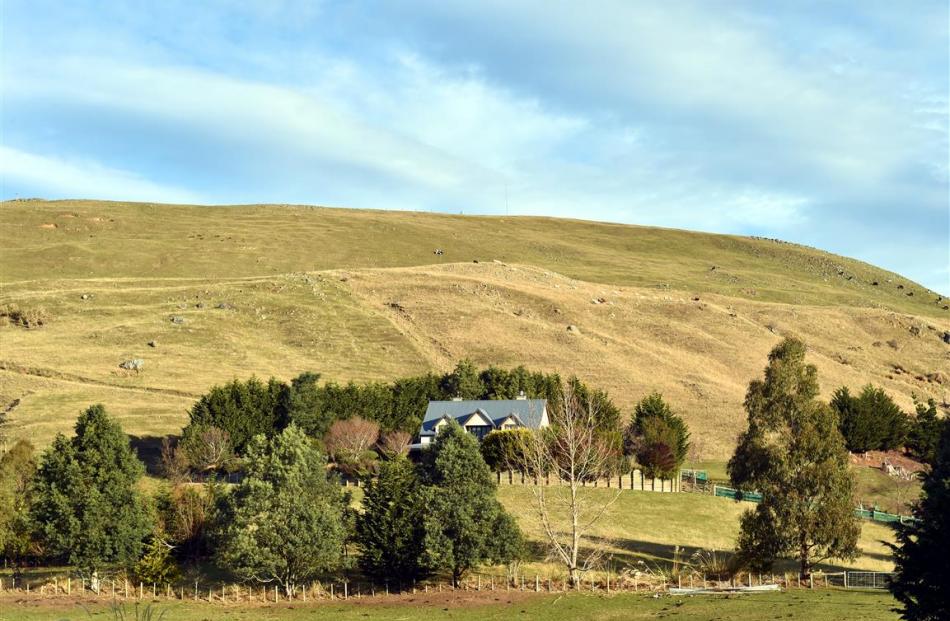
[709, 484, 918, 524]
[0, 568, 894, 603]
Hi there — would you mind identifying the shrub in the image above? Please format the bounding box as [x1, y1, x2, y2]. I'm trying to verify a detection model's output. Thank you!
[0, 305, 49, 329]
[133, 537, 180, 584]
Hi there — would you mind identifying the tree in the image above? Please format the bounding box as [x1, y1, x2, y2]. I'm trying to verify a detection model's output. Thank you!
[160, 482, 218, 563]
[832, 385, 909, 452]
[30, 405, 151, 583]
[0, 440, 37, 568]
[440, 359, 483, 399]
[626, 393, 690, 479]
[519, 383, 622, 586]
[216, 425, 345, 596]
[355, 456, 429, 585]
[185, 377, 287, 454]
[281, 372, 332, 438]
[324, 417, 380, 477]
[377, 430, 412, 458]
[907, 397, 942, 465]
[179, 425, 235, 473]
[420, 422, 521, 584]
[728, 338, 860, 578]
[888, 418, 950, 620]
[480, 428, 532, 472]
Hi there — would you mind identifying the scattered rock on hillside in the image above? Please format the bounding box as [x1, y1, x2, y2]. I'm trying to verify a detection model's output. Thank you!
[566, 324, 580, 334]
[886, 339, 899, 349]
[926, 372, 946, 384]
[147, 340, 157, 348]
[119, 359, 144, 371]
[909, 326, 921, 337]
[195, 302, 205, 309]
[216, 302, 235, 310]
[943, 331, 950, 344]
[169, 315, 186, 324]
[80, 294, 90, 300]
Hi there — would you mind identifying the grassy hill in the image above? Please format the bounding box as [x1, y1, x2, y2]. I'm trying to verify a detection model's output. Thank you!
[1, 199, 948, 457]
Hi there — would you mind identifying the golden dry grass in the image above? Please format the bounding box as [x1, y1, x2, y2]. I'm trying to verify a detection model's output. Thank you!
[1, 199, 947, 456]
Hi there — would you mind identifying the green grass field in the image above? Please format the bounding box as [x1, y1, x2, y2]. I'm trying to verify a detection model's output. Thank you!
[0, 589, 902, 621]
[496, 486, 896, 574]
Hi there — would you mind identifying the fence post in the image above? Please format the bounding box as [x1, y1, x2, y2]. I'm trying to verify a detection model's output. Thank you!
[844, 572, 848, 589]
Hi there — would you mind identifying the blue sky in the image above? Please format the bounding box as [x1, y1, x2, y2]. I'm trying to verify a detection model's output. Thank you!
[2, 1, 947, 293]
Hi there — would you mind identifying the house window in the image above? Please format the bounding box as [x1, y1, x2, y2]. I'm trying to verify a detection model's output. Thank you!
[466, 425, 492, 440]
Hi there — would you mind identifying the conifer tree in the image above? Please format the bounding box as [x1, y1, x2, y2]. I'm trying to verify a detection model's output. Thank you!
[888, 419, 950, 621]
[30, 405, 151, 581]
[421, 422, 522, 583]
[216, 425, 344, 596]
[355, 456, 429, 585]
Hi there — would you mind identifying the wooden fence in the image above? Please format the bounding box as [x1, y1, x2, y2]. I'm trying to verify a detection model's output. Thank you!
[495, 469, 679, 492]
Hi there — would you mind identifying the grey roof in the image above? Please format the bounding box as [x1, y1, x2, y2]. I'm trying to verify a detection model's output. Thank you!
[420, 399, 547, 436]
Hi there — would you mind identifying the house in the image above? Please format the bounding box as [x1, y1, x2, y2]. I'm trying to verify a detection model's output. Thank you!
[411, 394, 549, 450]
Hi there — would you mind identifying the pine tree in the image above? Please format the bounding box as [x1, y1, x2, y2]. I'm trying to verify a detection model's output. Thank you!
[888, 419, 950, 621]
[440, 360, 484, 399]
[907, 397, 942, 465]
[216, 425, 345, 596]
[421, 422, 521, 583]
[728, 338, 860, 578]
[355, 456, 429, 585]
[30, 405, 151, 580]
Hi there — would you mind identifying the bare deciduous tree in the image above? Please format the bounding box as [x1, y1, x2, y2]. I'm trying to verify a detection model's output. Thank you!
[183, 426, 235, 473]
[324, 417, 380, 465]
[377, 430, 411, 458]
[518, 384, 622, 587]
[160, 436, 191, 483]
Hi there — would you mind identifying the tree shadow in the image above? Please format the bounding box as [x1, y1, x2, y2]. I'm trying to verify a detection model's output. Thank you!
[129, 434, 176, 476]
[577, 534, 890, 575]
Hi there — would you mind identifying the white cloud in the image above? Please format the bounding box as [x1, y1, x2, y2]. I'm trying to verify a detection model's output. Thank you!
[0, 146, 203, 203]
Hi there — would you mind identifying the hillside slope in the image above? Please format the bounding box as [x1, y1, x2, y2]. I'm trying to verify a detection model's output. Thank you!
[1, 199, 947, 456]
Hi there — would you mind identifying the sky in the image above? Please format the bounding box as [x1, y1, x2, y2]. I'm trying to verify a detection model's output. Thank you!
[1, 1, 948, 293]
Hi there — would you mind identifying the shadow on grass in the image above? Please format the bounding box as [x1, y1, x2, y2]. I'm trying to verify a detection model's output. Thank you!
[129, 434, 176, 476]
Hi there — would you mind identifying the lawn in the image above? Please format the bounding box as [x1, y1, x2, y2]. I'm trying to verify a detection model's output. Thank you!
[496, 486, 896, 574]
[0, 589, 902, 621]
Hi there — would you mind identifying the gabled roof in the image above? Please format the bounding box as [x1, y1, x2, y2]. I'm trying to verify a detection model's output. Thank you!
[457, 408, 494, 428]
[419, 399, 547, 436]
[496, 413, 526, 427]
